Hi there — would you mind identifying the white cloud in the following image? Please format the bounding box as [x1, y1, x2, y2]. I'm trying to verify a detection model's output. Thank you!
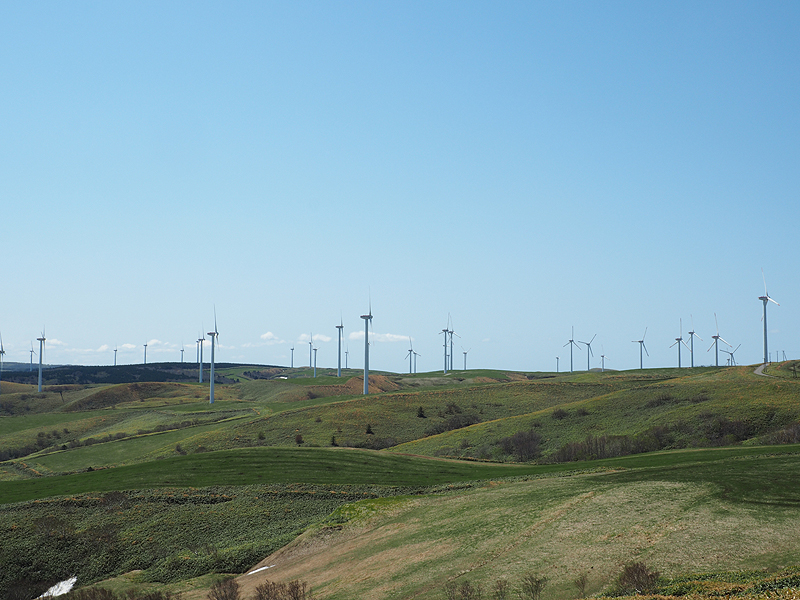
[298, 333, 332, 343]
[120, 343, 137, 350]
[348, 331, 408, 343]
[48, 338, 67, 346]
[97, 344, 109, 352]
[259, 332, 285, 345]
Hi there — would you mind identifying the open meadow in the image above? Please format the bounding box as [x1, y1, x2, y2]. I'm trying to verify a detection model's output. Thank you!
[1, 362, 799, 599]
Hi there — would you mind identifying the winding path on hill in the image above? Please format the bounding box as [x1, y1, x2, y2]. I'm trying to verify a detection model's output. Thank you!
[754, 363, 776, 377]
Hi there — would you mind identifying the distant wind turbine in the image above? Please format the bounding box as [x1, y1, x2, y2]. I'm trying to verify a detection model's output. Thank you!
[413, 349, 420, 374]
[406, 337, 413, 374]
[600, 347, 609, 372]
[707, 313, 731, 367]
[669, 319, 690, 368]
[336, 318, 344, 377]
[207, 310, 219, 404]
[198, 333, 205, 383]
[722, 344, 741, 366]
[463, 347, 470, 371]
[578, 334, 596, 371]
[687, 315, 702, 368]
[448, 314, 459, 372]
[759, 269, 779, 365]
[361, 301, 373, 394]
[313, 347, 318, 378]
[143, 342, 147, 365]
[180, 344, 184, 363]
[563, 327, 581, 373]
[345, 344, 349, 369]
[632, 328, 648, 370]
[37, 329, 46, 392]
[441, 324, 449, 374]
[290, 347, 294, 369]
[0, 333, 5, 395]
[556, 356, 559, 373]
[309, 333, 313, 369]
[114, 346, 117, 366]
[30, 342, 36, 372]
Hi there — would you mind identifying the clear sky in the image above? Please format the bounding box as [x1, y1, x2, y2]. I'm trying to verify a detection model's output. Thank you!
[2, 1, 798, 373]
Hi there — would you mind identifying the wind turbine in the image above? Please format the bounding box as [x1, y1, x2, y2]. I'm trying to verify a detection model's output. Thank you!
[556, 356, 559, 373]
[180, 344, 184, 363]
[563, 327, 581, 373]
[114, 346, 117, 366]
[578, 334, 596, 371]
[722, 344, 741, 366]
[707, 313, 731, 367]
[687, 315, 702, 368]
[759, 269, 779, 365]
[361, 301, 373, 394]
[0, 333, 5, 395]
[290, 347, 294, 368]
[143, 342, 147, 365]
[198, 333, 205, 383]
[336, 318, 344, 377]
[600, 347, 609, 372]
[37, 329, 46, 392]
[313, 347, 318, 378]
[448, 314, 459, 372]
[308, 333, 313, 369]
[463, 347, 471, 371]
[631, 328, 648, 370]
[441, 325, 449, 374]
[413, 349, 420, 374]
[406, 337, 413, 374]
[669, 319, 690, 368]
[30, 342, 36, 372]
[207, 311, 219, 404]
[345, 344, 349, 369]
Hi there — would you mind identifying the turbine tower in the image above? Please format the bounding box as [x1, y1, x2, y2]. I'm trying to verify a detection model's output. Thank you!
[413, 349, 420, 374]
[722, 344, 741, 366]
[441, 325, 449, 374]
[600, 347, 609, 372]
[313, 347, 318, 378]
[447, 315, 459, 372]
[180, 345, 184, 363]
[361, 302, 373, 394]
[308, 333, 313, 369]
[198, 334, 205, 383]
[406, 337, 413, 374]
[143, 342, 147, 365]
[37, 330, 46, 392]
[207, 312, 219, 404]
[631, 328, 648, 370]
[114, 347, 117, 366]
[463, 347, 470, 371]
[30, 343, 35, 371]
[669, 319, 690, 368]
[759, 269, 779, 365]
[556, 356, 559, 373]
[336, 319, 344, 377]
[345, 344, 349, 369]
[707, 313, 731, 367]
[687, 315, 702, 368]
[563, 327, 581, 373]
[578, 334, 596, 371]
[290, 347, 294, 368]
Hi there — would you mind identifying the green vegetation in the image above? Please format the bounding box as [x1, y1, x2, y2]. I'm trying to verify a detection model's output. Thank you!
[1, 363, 800, 598]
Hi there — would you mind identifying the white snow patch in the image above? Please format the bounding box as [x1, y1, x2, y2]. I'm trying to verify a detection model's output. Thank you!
[247, 564, 276, 575]
[37, 576, 77, 598]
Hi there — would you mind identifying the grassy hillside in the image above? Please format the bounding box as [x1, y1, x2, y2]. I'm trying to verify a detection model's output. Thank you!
[2, 363, 800, 598]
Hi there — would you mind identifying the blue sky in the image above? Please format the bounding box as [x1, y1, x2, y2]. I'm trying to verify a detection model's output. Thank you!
[2, 1, 798, 372]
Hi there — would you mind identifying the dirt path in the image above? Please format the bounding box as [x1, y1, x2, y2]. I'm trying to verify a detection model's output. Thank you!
[754, 364, 776, 377]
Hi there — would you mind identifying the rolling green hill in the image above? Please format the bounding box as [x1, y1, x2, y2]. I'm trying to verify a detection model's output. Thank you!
[1, 363, 799, 599]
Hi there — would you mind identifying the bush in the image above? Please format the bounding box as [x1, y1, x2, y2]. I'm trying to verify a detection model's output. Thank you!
[551, 408, 568, 420]
[445, 579, 482, 600]
[519, 573, 547, 600]
[609, 562, 660, 596]
[208, 577, 239, 600]
[253, 580, 313, 600]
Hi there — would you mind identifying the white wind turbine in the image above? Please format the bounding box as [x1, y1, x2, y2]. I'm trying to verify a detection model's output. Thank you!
[143, 342, 148, 365]
[361, 300, 373, 394]
[336, 318, 344, 377]
[722, 344, 741, 366]
[207, 311, 219, 404]
[406, 337, 413, 374]
[759, 269, 779, 365]
[707, 313, 731, 367]
[308, 332, 313, 369]
[30, 342, 36, 372]
[600, 347, 609, 372]
[290, 347, 294, 368]
[669, 319, 690, 368]
[462, 347, 471, 371]
[313, 347, 318, 378]
[37, 329, 46, 392]
[413, 348, 420, 374]
[686, 315, 702, 368]
[578, 334, 596, 371]
[440, 325, 449, 374]
[563, 327, 581, 373]
[198, 333, 205, 383]
[632, 328, 648, 370]
[114, 346, 118, 366]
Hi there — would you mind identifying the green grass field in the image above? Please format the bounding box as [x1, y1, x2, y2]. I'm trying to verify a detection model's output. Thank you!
[2, 364, 800, 599]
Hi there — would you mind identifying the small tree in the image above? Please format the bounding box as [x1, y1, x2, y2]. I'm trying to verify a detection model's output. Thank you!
[417, 406, 427, 418]
[295, 434, 304, 446]
[610, 562, 660, 596]
[365, 423, 374, 435]
[208, 577, 239, 600]
[492, 579, 510, 600]
[519, 573, 547, 600]
[330, 434, 338, 446]
[574, 573, 588, 598]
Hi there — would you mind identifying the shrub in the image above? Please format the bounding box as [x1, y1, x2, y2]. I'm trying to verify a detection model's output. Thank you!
[574, 573, 588, 598]
[551, 408, 568, 420]
[295, 434, 304, 446]
[253, 580, 313, 600]
[445, 579, 482, 600]
[417, 406, 426, 418]
[365, 424, 374, 435]
[609, 562, 660, 596]
[492, 579, 510, 600]
[208, 577, 239, 600]
[519, 573, 547, 600]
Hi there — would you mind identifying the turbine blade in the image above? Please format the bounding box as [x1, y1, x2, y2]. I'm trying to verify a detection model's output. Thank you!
[718, 337, 732, 347]
[768, 296, 780, 306]
[643, 343, 649, 356]
[589, 334, 596, 344]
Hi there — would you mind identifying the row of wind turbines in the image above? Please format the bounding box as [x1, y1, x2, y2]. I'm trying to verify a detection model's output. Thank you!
[558, 271, 780, 372]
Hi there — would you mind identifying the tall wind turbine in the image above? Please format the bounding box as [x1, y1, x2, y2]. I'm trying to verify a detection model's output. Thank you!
[207, 312, 219, 404]
[707, 313, 731, 367]
[563, 327, 581, 373]
[578, 334, 596, 371]
[180, 344, 184, 363]
[687, 315, 702, 368]
[441, 325, 449, 374]
[336, 318, 344, 377]
[30, 342, 36, 372]
[114, 346, 117, 366]
[37, 329, 46, 392]
[463, 347, 470, 371]
[556, 356, 559, 373]
[345, 344, 349, 369]
[313, 347, 318, 378]
[406, 337, 413, 374]
[290, 347, 294, 368]
[361, 301, 373, 394]
[759, 269, 779, 365]
[143, 342, 147, 365]
[308, 333, 313, 369]
[198, 334, 205, 383]
[447, 314, 459, 372]
[600, 347, 609, 372]
[669, 319, 690, 368]
[0, 333, 5, 395]
[413, 349, 420, 374]
[632, 328, 648, 370]
[722, 344, 741, 366]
